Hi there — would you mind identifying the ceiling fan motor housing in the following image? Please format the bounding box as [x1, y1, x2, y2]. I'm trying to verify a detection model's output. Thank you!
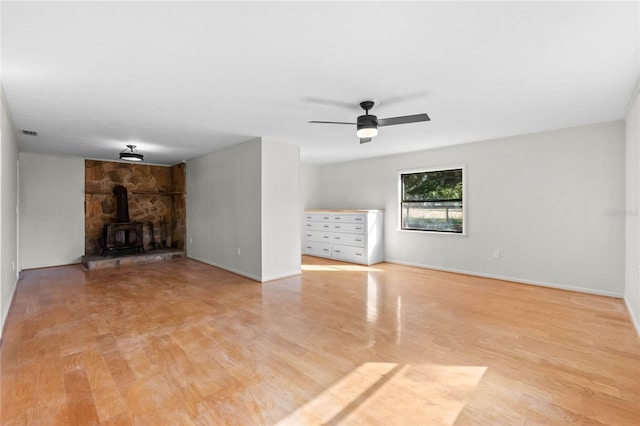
[357, 114, 378, 131]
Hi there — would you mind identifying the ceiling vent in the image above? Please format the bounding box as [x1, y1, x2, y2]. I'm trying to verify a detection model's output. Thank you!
[20, 130, 38, 136]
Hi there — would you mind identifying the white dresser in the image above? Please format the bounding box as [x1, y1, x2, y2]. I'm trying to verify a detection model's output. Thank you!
[303, 210, 384, 265]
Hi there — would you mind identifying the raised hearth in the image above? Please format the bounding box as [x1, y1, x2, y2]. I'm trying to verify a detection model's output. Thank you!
[82, 248, 184, 270]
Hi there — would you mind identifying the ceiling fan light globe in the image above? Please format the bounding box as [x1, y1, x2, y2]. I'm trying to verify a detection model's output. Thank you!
[357, 127, 378, 138]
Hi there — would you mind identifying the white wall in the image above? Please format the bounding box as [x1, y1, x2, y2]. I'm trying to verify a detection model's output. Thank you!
[316, 122, 626, 296]
[300, 162, 321, 249]
[1, 92, 19, 336]
[301, 163, 322, 210]
[261, 140, 301, 281]
[187, 138, 263, 280]
[625, 88, 640, 334]
[19, 152, 85, 269]
[187, 138, 302, 282]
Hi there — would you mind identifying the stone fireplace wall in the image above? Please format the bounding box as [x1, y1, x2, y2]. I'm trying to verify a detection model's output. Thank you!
[170, 163, 187, 252]
[85, 160, 186, 255]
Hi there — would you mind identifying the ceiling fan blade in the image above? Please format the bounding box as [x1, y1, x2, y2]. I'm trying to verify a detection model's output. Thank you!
[378, 113, 430, 127]
[359, 138, 372, 144]
[377, 92, 428, 108]
[302, 97, 356, 110]
[308, 120, 356, 125]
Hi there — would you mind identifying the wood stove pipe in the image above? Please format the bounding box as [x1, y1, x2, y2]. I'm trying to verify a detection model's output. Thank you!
[113, 185, 130, 223]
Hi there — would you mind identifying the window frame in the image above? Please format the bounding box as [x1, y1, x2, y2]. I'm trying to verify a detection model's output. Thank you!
[397, 165, 467, 236]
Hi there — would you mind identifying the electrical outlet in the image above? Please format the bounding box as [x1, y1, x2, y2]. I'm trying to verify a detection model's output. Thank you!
[492, 249, 501, 259]
[189, 237, 193, 244]
[237, 248, 241, 256]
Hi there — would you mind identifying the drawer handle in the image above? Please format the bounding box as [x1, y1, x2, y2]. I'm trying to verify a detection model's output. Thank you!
[355, 239, 362, 242]
[306, 234, 312, 237]
[335, 237, 340, 239]
[323, 216, 330, 220]
[356, 253, 362, 256]
[323, 225, 329, 228]
[356, 218, 363, 221]
[335, 225, 341, 228]
[306, 246, 311, 249]
[335, 250, 341, 253]
[335, 217, 341, 220]
[355, 227, 362, 230]
[323, 248, 329, 252]
[323, 236, 329, 239]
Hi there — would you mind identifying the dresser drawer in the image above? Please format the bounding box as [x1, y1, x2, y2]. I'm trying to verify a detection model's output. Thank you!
[332, 222, 365, 233]
[304, 241, 332, 257]
[304, 213, 332, 222]
[332, 232, 364, 247]
[332, 214, 365, 223]
[332, 244, 365, 263]
[303, 210, 383, 266]
[305, 221, 332, 231]
[305, 230, 332, 243]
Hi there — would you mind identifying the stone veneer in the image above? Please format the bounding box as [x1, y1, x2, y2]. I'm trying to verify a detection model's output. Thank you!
[85, 160, 186, 256]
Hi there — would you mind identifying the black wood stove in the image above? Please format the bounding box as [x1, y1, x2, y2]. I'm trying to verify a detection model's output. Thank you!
[102, 185, 144, 256]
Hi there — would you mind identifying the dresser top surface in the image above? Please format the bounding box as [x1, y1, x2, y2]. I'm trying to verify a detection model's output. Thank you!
[305, 209, 383, 213]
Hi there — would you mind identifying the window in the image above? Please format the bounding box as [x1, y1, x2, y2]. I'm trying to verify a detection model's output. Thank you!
[400, 167, 464, 233]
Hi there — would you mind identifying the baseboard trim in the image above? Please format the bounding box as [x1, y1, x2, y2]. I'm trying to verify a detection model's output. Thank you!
[187, 256, 262, 282]
[187, 256, 303, 283]
[261, 269, 302, 283]
[624, 296, 640, 337]
[1, 273, 20, 343]
[385, 259, 624, 298]
[21, 261, 82, 271]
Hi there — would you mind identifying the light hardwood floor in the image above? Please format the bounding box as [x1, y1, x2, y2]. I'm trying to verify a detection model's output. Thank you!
[1, 256, 638, 425]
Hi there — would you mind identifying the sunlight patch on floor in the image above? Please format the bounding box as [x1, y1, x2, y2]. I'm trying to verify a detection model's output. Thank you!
[276, 363, 487, 425]
[301, 264, 384, 272]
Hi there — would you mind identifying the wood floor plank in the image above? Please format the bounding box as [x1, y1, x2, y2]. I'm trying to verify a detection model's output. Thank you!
[1, 256, 638, 425]
[63, 368, 101, 425]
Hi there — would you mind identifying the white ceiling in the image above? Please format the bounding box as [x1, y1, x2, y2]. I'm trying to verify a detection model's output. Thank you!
[1, 1, 638, 165]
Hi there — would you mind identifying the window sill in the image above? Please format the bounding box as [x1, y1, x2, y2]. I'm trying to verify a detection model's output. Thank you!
[396, 228, 468, 237]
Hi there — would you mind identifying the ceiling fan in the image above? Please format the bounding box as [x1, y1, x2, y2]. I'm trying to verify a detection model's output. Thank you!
[309, 100, 430, 144]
